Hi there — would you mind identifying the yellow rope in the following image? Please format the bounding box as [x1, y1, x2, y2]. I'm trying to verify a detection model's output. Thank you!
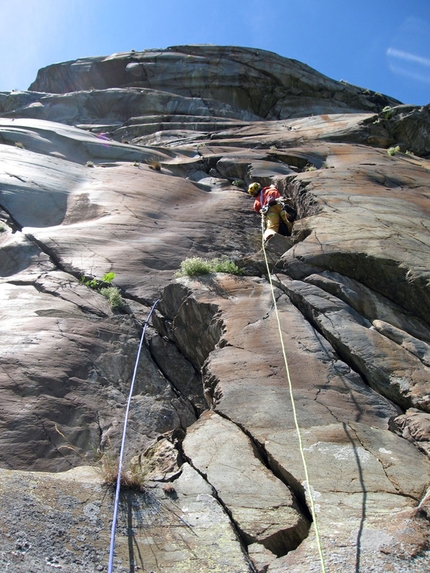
[261, 217, 327, 573]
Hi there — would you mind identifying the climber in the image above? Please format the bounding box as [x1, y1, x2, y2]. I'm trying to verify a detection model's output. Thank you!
[248, 182, 294, 242]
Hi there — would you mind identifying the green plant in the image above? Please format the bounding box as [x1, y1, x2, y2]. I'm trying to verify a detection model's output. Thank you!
[212, 258, 243, 274]
[14, 141, 24, 149]
[387, 145, 400, 156]
[303, 163, 316, 172]
[102, 272, 116, 283]
[81, 272, 124, 309]
[232, 179, 245, 188]
[86, 161, 94, 168]
[381, 105, 393, 120]
[176, 257, 212, 276]
[175, 256, 243, 277]
[0, 225, 5, 233]
[100, 287, 124, 310]
[81, 272, 116, 290]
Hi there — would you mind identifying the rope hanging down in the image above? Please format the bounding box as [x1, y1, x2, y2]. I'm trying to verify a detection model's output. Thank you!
[260, 216, 327, 573]
[107, 299, 160, 573]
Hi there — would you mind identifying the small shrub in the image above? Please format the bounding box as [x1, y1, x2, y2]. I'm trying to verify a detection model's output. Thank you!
[232, 179, 245, 188]
[100, 287, 124, 310]
[176, 256, 243, 277]
[212, 258, 243, 275]
[387, 145, 400, 156]
[176, 257, 213, 276]
[14, 141, 24, 149]
[0, 225, 5, 233]
[86, 161, 94, 168]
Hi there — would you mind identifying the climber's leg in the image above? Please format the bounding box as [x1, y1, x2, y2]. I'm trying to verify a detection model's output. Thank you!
[265, 206, 281, 233]
[280, 210, 293, 235]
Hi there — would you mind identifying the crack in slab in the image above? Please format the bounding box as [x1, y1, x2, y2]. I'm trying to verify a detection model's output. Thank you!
[175, 438, 258, 573]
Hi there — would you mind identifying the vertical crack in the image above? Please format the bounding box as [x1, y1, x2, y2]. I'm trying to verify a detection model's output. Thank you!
[215, 408, 313, 525]
[173, 436, 258, 573]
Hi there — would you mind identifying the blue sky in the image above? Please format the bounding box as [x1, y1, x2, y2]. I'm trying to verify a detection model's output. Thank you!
[1, 0, 429, 105]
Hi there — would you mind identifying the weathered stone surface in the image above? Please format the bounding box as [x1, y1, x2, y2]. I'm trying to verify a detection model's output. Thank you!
[183, 410, 310, 556]
[0, 45, 429, 572]
[367, 103, 430, 157]
[274, 275, 430, 412]
[390, 408, 430, 457]
[155, 275, 430, 572]
[0, 463, 255, 573]
[27, 46, 400, 119]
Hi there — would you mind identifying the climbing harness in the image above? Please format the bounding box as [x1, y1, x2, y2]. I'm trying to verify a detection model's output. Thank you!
[107, 299, 160, 573]
[260, 216, 327, 573]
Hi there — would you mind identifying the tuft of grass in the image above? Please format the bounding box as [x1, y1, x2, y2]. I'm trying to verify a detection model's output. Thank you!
[55, 422, 146, 492]
[14, 141, 24, 149]
[387, 145, 400, 156]
[148, 160, 161, 171]
[98, 443, 163, 491]
[86, 161, 95, 168]
[99, 453, 146, 491]
[100, 287, 124, 310]
[176, 256, 243, 277]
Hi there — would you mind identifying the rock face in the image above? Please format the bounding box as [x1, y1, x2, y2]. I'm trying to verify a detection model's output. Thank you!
[0, 46, 429, 572]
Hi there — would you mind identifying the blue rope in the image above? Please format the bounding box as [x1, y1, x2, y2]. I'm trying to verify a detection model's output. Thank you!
[107, 299, 160, 573]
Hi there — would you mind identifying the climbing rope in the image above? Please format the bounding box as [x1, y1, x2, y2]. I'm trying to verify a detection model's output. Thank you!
[260, 216, 327, 573]
[107, 299, 160, 573]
